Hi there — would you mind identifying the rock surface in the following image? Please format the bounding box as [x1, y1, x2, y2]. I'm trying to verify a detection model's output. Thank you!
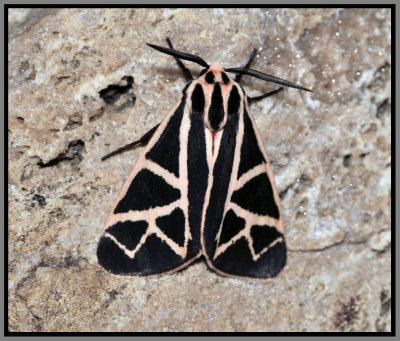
[8, 8, 391, 332]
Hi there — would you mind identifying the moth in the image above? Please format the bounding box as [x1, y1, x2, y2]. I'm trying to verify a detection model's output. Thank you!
[97, 38, 311, 279]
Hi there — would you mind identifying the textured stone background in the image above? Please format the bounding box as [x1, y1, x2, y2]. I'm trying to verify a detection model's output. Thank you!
[8, 8, 391, 332]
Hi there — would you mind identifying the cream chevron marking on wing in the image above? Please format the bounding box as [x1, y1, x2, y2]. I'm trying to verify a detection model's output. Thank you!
[228, 202, 280, 227]
[103, 230, 149, 259]
[213, 217, 283, 262]
[212, 201, 280, 260]
[142, 159, 180, 188]
[213, 226, 247, 260]
[235, 163, 267, 191]
[152, 221, 188, 258]
[105, 200, 181, 227]
[104, 206, 188, 259]
[104, 198, 190, 258]
[248, 236, 284, 261]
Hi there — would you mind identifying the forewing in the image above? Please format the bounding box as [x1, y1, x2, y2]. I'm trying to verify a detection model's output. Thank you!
[97, 90, 206, 276]
[203, 104, 286, 279]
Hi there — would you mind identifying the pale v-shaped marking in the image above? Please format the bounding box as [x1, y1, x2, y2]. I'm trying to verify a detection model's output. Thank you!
[105, 201, 188, 259]
[142, 159, 180, 187]
[107, 199, 181, 225]
[234, 163, 267, 191]
[213, 202, 282, 261]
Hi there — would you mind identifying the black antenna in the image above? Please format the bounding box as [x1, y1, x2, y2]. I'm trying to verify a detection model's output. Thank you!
[165, 38, 194, 81]
[147, 43, 209, 68]
[225, 67, 312, 92]
[235, 49, 257, 83]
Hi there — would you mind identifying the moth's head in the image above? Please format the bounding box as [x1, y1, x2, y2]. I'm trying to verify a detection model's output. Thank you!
[198, 64, 232, 86]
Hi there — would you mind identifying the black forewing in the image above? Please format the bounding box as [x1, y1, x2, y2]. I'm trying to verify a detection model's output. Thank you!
[203, 100, 286, 279]
[202, 111, 239, 260]
[98, 90, 208, 276]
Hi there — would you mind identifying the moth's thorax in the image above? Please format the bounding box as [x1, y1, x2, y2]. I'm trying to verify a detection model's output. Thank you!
[190, 64, 243, 132]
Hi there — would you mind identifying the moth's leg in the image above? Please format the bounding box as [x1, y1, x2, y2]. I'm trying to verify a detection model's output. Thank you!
[247, 87, 283, 103]
[235, 49, 257, 83]
[166, 37, 194, 81]
[101, 124, 160, 161]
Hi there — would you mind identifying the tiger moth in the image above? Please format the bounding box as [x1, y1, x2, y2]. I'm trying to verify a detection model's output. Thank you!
[97, 38, 311, 279]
